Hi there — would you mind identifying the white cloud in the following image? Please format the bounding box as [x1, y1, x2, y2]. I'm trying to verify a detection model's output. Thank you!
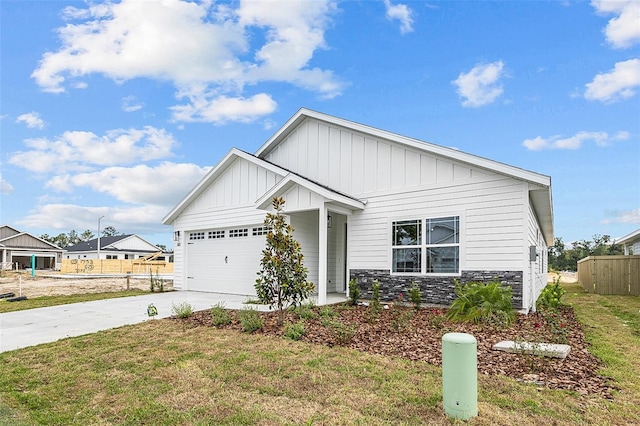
[452, 61, 505, 107]
[584, 58, 640, 103]
[31, 0, 343, 123]
[20, 161, 209, 234]
[602, 208, 640, 225]
[384, 0, 414, 34]
[46, 162, 209, 206]
[18, 203, 171, 233]
[16, 112, 45, 129]
[522, 130, 629, 151]
[0, 175, 14, 194]
[8, 126, 179, 174]
[171, 93, 277, 124]
[591, 0, 640, 49]
[122, 95, 143, 112]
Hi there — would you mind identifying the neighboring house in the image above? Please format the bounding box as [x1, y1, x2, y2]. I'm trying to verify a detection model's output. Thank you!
[65, 234, 169, 261]
[0, 225, 64, 270]
[163, 108, 553, 311]
[617, 229, 640, 255]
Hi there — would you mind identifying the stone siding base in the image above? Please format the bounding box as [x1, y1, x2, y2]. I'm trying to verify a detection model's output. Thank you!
[349, 269, 523, 309]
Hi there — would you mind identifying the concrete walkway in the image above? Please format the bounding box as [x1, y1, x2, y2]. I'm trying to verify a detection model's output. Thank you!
[0, 291, 347, 353]
[0, 292, 268, 353]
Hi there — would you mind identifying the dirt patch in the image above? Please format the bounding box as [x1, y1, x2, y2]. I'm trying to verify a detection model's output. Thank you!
[549, 271, 578, 284]
[0, 271, 173, 298]
[177, 303, 614, 399]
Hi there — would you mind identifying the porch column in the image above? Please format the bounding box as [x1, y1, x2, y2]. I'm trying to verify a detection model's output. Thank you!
[317, 204, 328, 305]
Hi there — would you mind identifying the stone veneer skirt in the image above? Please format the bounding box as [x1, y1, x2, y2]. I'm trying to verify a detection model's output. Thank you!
[349, 269, 523, 309]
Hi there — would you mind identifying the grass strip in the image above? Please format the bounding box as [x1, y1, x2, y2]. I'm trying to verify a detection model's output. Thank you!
[0, 283, 638, 424]
[0, 290, 149, 313]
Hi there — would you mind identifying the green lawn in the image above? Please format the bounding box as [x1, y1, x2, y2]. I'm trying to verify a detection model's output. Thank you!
[0, 290, 150, 313]
[0, 283, 638, 425]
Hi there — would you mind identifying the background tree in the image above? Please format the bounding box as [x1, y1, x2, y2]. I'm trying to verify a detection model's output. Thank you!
[548, 234, 624, 271]
[80, 229, 95, 241]
[101, 226, 120, 237]
[255, 197, 314, 325]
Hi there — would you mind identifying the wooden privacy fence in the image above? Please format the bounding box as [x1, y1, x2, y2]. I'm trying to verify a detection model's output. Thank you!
[60, 258, 173, 275]
[577, 255, 640, 295]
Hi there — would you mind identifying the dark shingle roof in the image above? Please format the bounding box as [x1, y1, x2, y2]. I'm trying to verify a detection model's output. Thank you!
[65, 235, 130, 252]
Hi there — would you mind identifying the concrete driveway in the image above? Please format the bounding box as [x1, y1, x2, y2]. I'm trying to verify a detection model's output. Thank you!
[0, 291, 272, 353]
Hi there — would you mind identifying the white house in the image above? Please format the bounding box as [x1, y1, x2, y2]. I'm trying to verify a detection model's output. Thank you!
[0, 225, 64, 270]
[617, 229, 640, 255]
[65, 234, 169, 261]
[163, 109, 553, 311]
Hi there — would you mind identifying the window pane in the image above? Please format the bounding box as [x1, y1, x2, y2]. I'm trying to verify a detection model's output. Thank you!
[392, 248, 422, 273]
[426, 217, 459, 244]
[426, 247, 459, 273]
[393, 220, 421, 246]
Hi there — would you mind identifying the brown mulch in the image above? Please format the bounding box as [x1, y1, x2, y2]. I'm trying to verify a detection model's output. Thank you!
[175, 303, 615, 399]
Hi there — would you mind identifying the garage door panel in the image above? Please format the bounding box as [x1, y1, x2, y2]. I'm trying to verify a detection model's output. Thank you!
[186, 234, 266, 295]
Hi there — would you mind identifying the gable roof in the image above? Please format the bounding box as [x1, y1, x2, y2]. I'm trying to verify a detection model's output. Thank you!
[256, 108, 552, 186]
[65, 234, 161, 253]
[255, 173, 366, 211]
[65, 235, 130, 252]
[255, 108, 553, 244]
[0, 231, 63, 250]
[616, 229, 640, 246]
[163, 148, 288, 224]
[164, 108, 553, 244]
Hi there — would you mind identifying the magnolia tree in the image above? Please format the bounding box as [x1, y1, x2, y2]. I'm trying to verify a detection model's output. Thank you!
[255, 197, 314, 325]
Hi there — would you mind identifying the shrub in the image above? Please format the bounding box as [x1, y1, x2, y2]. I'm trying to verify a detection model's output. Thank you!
[210, 302, 231, 326]
[427, 309, 446, 328]
[327, 320, 356, 345]
[409, 282, 422, 310]
[293, 302, 317, 320]
[446, 279, 515, 327]
[283, 321, 306, 341]
[390, 309, 414, 333]
[239, 308, 263, 333]
[348, 278, 360, 306]
[536, 275, 566, 311]
[171, 301, 193, 319]
[371, 280, 382, 311]
[319, 306, 337, 318]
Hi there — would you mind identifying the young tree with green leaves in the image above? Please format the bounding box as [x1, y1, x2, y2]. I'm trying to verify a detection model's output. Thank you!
[255, 197, 314, 325]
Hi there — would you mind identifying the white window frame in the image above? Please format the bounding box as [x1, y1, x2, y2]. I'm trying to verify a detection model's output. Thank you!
[391, 215, 461, 276]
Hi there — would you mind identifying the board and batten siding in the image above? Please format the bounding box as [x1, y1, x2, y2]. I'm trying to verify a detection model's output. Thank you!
[110, 237, 158, 252]
[264, 118, 532, 275]
[524, 200, 549, 309]
[347, 177, 528, 273]
[290, 211, 320, 292]
[263, 119, 486, 196]
[171, 157, 285, 289]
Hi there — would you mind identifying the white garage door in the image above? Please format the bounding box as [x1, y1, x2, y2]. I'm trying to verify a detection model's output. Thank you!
[185, 227, 268, 295]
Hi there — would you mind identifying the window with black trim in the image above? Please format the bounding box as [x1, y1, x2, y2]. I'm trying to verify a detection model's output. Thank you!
[189, 232, 205, 240]
[252, 226, 271, 236]
[229, 228, 248, 238]
[392, 216, 459, 274]
[208, 230, 225, 239]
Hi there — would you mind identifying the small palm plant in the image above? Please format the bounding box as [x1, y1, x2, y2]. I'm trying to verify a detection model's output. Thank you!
[446, 279, 515, 327]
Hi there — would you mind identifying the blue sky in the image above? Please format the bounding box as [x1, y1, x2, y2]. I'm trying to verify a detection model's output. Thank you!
[1, 0, 639, 249]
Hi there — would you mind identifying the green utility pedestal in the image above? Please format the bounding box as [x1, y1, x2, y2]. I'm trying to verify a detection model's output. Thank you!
[442, 332, 478, 419]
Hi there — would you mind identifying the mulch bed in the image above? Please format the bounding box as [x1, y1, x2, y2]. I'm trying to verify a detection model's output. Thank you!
[174, 303, 615, 398]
